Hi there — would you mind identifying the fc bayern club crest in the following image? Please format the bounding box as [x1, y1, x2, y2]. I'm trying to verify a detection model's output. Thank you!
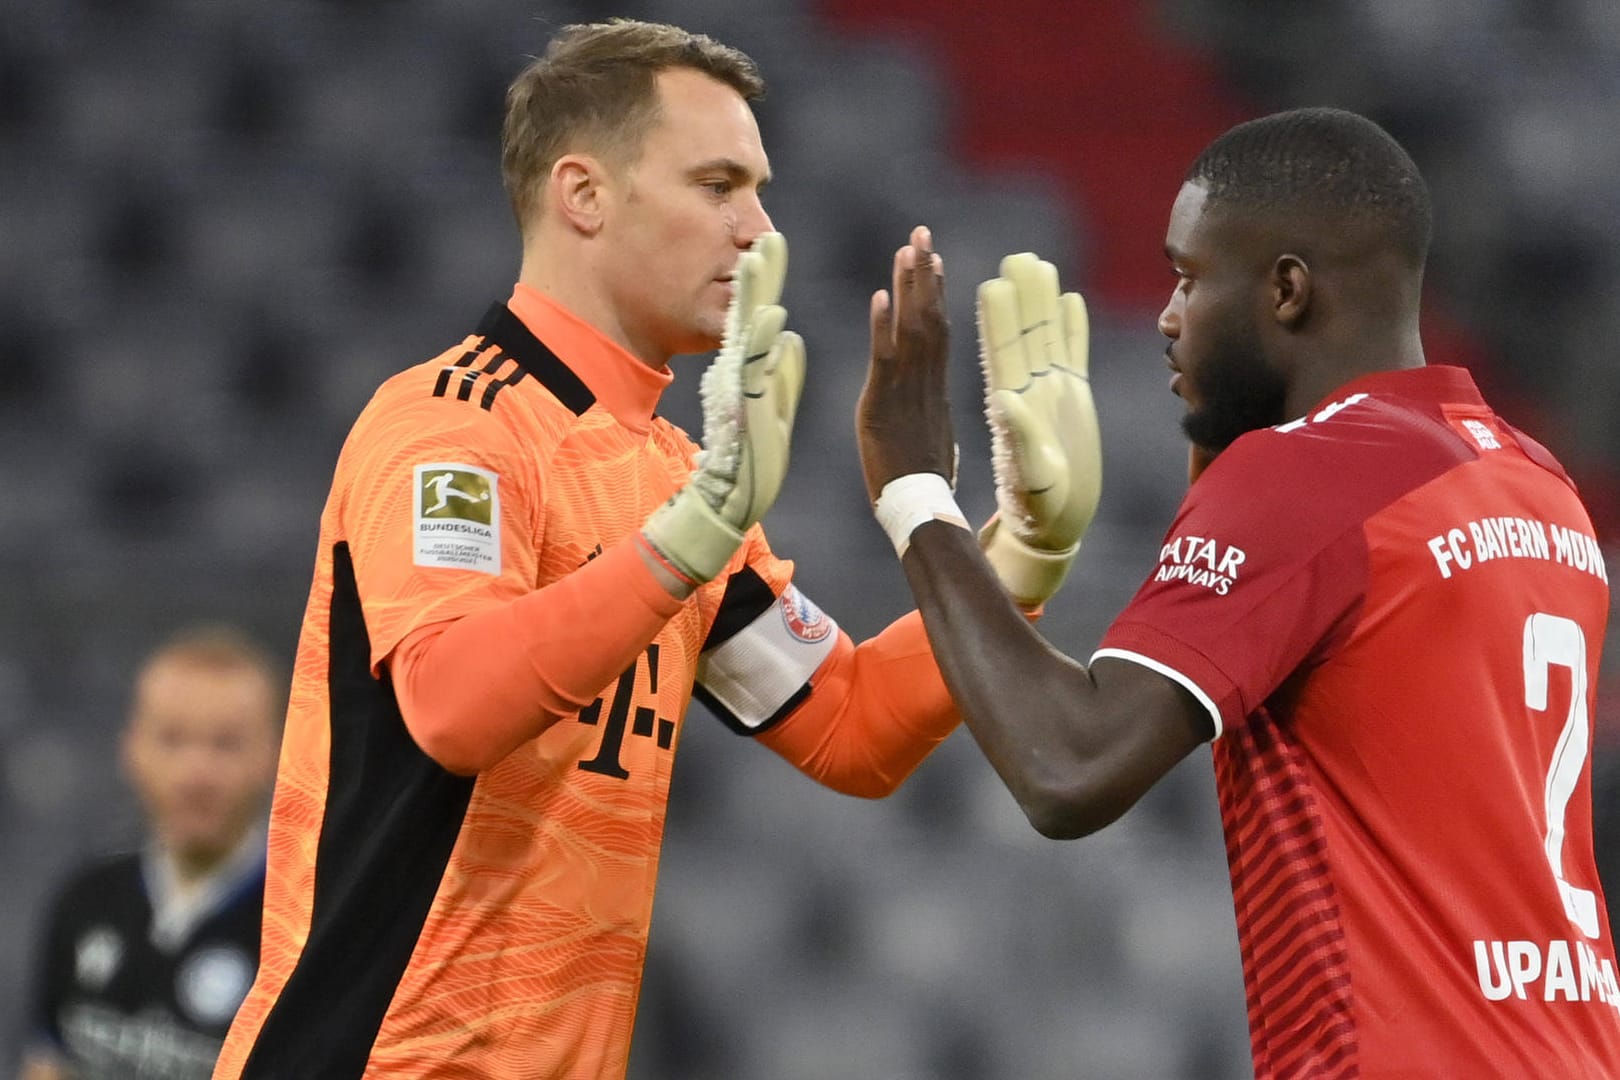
[778, 585, 832, 643]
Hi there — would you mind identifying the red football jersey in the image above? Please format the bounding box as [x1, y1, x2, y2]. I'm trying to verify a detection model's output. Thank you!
[1099, 366, 1620, 1078]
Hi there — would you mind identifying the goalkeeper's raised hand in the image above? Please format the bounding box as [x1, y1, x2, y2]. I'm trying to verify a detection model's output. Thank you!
[976, 252, 1101, 609]
[641, 231, 806, 589]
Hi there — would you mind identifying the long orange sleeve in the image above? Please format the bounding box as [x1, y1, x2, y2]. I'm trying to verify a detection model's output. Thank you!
[389, 536, 684, 775]
[758, 610, 960, 798]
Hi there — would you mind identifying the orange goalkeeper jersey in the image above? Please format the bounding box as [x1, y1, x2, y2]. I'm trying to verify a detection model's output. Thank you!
[214, 286, 800, 1079]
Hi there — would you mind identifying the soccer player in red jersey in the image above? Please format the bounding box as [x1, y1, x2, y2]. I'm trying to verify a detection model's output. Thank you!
[210, 19, 1089, 1080]
[857, 108, 1620, 1077]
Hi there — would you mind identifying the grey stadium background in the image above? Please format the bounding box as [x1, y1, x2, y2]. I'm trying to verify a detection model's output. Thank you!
[3, 1, 1619, 1077]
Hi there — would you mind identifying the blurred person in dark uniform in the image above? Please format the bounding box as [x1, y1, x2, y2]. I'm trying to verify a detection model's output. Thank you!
[20, 626, 281, 1080]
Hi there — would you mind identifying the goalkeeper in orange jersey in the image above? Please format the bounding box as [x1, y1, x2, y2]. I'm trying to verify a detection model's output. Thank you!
[212, 17, 1099, 1080]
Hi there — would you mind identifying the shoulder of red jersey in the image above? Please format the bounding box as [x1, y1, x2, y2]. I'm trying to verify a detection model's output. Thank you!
[1500, 422, 1578, 492]
[1190, 384, 1478, 536]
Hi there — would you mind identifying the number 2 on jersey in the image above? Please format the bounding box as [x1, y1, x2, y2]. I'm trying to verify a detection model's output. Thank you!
[1524, 612, 1600, 939]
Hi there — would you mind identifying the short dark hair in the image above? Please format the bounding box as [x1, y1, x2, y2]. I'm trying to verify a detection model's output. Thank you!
[1187, 107, 1433, 267]
[502, 19, 765, 230]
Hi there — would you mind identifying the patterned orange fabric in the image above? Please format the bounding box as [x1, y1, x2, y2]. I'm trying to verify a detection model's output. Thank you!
[759, 610, 957, 797]
[215, 286, 792, 1079]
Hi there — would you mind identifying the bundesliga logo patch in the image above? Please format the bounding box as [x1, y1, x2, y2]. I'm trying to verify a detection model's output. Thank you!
[413, 463, 501, 574]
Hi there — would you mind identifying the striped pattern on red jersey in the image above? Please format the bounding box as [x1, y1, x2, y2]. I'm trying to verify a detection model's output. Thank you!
[1217, 715, 1357, 1079]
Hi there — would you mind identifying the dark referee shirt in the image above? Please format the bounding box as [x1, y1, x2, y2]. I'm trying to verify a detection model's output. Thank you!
[28, 844, 264, 1080]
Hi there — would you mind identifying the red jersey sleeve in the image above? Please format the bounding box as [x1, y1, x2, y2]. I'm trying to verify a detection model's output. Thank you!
[1096, 400, 1458, 737]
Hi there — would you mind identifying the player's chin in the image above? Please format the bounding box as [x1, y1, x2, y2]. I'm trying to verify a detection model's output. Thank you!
[679, 319, 725, 356]
[170, 828, 236, 861]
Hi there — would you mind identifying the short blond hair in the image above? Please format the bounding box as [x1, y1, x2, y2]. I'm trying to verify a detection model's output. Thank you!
[501, 18, 764, 229]
[135, 623, 284, 720]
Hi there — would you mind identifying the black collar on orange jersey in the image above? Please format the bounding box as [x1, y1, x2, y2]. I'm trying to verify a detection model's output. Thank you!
[473, 302, 596, 417]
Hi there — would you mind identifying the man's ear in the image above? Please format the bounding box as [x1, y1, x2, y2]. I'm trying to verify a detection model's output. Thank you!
[1272, 254, 1311, 329]
[551, 153, 608, 236]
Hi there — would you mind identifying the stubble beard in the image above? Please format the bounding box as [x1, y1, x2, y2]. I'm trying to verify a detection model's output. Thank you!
[1179, 322, 1289, 454]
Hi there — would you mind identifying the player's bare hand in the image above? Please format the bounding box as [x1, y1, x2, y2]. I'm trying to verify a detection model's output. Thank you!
[857, 225, 956, 503]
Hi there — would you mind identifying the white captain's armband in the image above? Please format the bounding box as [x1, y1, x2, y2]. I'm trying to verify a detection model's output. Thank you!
[695, 582, 839, 734]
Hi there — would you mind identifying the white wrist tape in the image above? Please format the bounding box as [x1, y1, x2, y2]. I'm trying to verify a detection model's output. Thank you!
[873, 473, 969, 558]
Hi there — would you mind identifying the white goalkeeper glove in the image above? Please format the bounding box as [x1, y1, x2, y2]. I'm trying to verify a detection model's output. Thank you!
[642, 232, 806, 586]
[976, 252, 1101, 609]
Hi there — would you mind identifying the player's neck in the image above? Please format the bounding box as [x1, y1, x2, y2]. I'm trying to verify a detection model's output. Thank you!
[145, 828, 262, 949]
[158, 827, 261, 890]
[1285, 322, 1425, 419]
[170, 848, 227, 889]
[517, 249, 670, 373]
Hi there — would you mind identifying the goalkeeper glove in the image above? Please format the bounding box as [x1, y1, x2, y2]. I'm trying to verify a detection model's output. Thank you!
[642, 232, 806, 586]
[976, 252, 1101, 609]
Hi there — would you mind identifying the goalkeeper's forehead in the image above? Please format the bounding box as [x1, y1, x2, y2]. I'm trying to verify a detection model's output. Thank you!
[641, 67, 769, 169]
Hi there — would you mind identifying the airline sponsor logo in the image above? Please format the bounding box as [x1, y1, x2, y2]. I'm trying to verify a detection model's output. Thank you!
[1153, 534, 1247, 596]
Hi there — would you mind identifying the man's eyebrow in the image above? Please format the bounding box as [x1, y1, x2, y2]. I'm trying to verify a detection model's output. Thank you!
[689, 158, 772, 187]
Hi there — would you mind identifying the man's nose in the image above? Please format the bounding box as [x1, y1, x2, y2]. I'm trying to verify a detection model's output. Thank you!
[1157, 295, 1181, 339]
[735, 194, 773, 248]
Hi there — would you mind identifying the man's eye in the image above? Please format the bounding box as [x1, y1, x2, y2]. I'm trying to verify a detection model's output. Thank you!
[703, 180, 732, 196]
